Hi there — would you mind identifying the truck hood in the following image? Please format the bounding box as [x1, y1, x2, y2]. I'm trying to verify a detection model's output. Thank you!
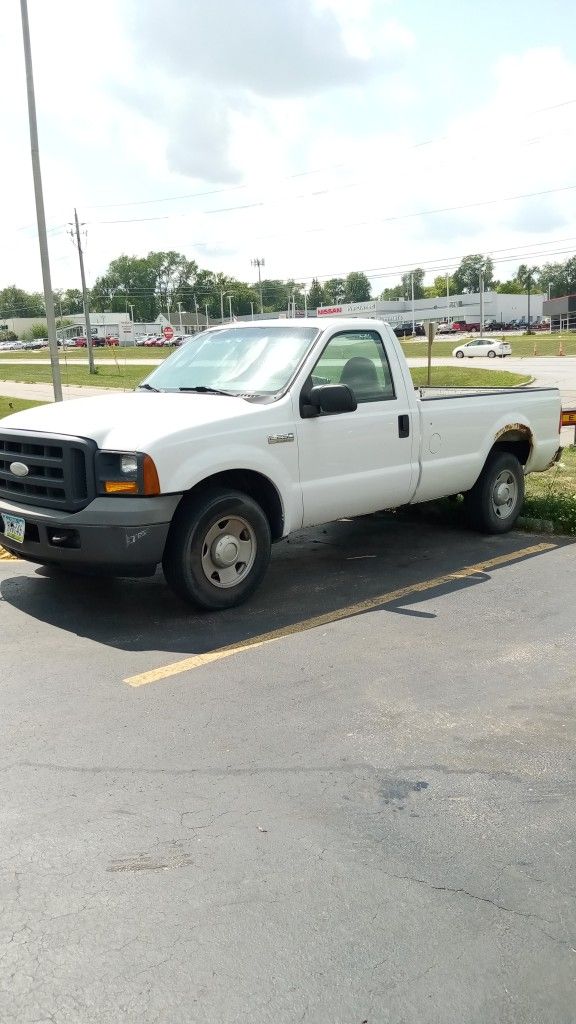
[0, 391, 267, 449]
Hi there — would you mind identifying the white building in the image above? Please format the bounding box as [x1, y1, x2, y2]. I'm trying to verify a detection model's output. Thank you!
[316, 291, 546, 325]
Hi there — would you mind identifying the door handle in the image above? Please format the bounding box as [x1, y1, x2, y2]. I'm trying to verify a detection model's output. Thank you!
[398, 414, 410, 438]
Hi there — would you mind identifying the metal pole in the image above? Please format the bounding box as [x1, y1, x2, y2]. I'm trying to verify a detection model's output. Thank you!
[479, 269, 484, 337]
[251, 258, 265, 313]
[74, 208, 95, 373]
[20, 0, 62, 401]
[250, 302, 254, 320]
[194, 299, 199, 331]
[548, 283, 552, 333]
[304, 289, 308, 317]
[220, 290, 224, 324]
[446, 272, 450, 327]
[228, 295, 233, 322]
[527, 277, 531, 334]
[411, 272, 415, 336]
[177, 301, 183, 331]
[205, 303, 209, 328]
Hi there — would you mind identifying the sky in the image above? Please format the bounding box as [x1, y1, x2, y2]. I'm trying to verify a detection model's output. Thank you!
[2, 0, 576, 300]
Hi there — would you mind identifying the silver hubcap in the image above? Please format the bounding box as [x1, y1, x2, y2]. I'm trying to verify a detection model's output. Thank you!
[491, 470, 517, 519]
[201, 515, 256, 589]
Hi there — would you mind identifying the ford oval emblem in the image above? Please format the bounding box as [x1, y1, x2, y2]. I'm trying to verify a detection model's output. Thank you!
[9, 462, 29, 478]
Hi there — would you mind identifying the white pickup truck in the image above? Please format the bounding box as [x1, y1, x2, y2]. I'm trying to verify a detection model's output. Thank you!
[0, 318, 561, 608]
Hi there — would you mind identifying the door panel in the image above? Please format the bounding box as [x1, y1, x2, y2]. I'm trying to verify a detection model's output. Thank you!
[296, 329, 415, 527]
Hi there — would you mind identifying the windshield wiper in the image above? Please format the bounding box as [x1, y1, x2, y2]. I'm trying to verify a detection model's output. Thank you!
[138, 382, 160, 392]
[178, 386, 235, 396]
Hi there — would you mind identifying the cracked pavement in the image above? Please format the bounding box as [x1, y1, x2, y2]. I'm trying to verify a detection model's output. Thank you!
[1, 519, 575, 1022]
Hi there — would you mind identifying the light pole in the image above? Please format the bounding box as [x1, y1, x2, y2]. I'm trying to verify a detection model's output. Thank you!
[411, 271, 415, 336]
[205, 303, 209, 328]
[194, 298, 200, 331]
[228, 295, 233, 322]
[20, 0, 62, 401]
[303, 287, 308, 318]
[166, 296, 172, 324]
[177, 301, 183, 332]
[250, 301, 254, 320]
[548, 282, 552, 333]
[220, 290, 225, 324]
[72, 208, 95, 373]
[479, 269, 484, 336]
[251, 258, 265, 313]
[446, 272, 450, 327]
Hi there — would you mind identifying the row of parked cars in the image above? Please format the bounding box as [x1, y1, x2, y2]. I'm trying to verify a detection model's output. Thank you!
[135, 334, 187, 348]
[437, 318, 550, 334]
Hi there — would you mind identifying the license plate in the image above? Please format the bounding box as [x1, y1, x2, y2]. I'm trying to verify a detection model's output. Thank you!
[2, 514, 25, 544]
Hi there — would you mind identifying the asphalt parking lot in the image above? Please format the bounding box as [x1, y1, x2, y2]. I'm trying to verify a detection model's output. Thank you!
[1, 516, 576, 1024]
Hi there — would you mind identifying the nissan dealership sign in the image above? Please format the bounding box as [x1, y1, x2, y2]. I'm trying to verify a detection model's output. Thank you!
[317, 300, 380, 317]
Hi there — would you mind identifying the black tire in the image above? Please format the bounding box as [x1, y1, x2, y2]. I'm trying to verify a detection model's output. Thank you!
[487, 349, 496, 358]
[455, 350, 464, 359]
[162, 487, 271, 609]
[465, 451, 524, 534]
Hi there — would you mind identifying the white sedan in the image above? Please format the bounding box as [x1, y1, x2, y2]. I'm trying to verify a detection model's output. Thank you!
[453, 338, 512, 359]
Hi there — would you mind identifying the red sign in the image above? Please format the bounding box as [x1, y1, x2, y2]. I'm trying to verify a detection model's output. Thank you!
[317, 306, 342, 316]
[163, 325, 174, 340]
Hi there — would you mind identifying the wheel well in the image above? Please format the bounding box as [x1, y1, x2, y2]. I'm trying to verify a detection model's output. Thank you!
[184, 470, 284, 540]
[490, 425, 533, 466]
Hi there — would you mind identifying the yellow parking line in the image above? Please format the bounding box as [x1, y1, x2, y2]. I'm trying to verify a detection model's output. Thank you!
[0, 546, 20, 561]
[124, 541, 556, 688]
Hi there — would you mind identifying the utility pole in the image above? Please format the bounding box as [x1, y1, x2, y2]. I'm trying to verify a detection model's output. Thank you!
[220, 290, 225, 324]
[205, 303, 209, 329]
[20, 0, 62, 401]
[177, 301, 183, 332]
[304, 288, 308, 318]
[72, 208, 95, 373]
[411, 271, 415, 337]
[446, 272, 450, 327]
[251, 258, 265, 313]
[479, 269, 484, 337]
[228, 295, 233, 322]
[250, 301, 254, 320]
[194, 299, 199, 331]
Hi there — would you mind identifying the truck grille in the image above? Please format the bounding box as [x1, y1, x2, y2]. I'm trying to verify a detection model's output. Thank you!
[0, 430, 96, 512]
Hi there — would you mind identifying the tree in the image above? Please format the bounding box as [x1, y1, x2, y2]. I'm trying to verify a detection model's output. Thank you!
[147, 251, 199, 316]
[0, 286, 45, 318]
[260, 279, 290, 311]
[307, 278, 324, 309]
[452, 254, 494, 293]
[344, 271, 371, 303]
[401, 268, 425, 300]
[496, 279, 525, 294]
[516, 265, 539, 332]
[323, 278, 346, 303]
[91, 255, 158, 321]
[379, 284, 403, 300]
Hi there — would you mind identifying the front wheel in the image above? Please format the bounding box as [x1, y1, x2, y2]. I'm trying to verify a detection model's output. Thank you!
[465, 452, 524, 534]
[455, 350, 464, 359]
[162, 487, 271, 609]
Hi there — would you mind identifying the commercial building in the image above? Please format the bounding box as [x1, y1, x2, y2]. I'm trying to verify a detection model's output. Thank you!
[315, 291, 546, 325]
[542, 294, 576, 331]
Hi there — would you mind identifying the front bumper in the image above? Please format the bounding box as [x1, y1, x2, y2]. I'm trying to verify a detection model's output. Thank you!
[0, 494, 182, 575]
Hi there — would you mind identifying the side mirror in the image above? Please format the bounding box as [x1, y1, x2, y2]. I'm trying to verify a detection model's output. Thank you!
[302, 383, 357, 418]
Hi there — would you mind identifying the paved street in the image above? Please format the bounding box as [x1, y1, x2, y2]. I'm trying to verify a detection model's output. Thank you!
[1, 518, 575, 1023]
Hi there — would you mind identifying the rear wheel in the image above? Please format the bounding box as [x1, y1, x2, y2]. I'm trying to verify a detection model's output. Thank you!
[465, 452, 524, 534]
[487, 349, 496, 358]
[162, 487, 271, 609]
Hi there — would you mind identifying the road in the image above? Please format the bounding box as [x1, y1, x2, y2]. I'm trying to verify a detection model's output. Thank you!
[1, 518, 575, 1023]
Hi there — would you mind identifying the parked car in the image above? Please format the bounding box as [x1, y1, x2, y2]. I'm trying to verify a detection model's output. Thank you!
[135, 335, 152, 347]
[453, 338, 512, 358]
[0, 318, 560, 609]
[393, 322, 424, 338]
[451, 321, 480, 333]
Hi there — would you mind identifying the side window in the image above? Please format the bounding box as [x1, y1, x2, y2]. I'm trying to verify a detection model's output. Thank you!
[308, 330, 395, 405]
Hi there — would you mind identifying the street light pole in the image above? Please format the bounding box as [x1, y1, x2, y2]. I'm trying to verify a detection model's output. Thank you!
[548, 282, 552, 333]
[228, 295, 233, 322]
[205, 303, 209, 328]
[20, 0, 62, 401]
[250, 302, 254, 321]
[411, 271, 415, 336]
[446, 272, 450, 327]
[73, 208, 95, 373]
[251, 258, 265, 313]
[177, 301, 183, 331]
[194, 299, 199, 331]
[479, 269, 484, 336]
[220, 290, 225, 324]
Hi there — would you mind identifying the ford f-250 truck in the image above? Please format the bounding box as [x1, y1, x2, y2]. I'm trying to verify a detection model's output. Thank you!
[0, 318, 561, 609]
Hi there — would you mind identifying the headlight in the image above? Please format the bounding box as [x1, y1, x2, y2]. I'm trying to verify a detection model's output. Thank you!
[95, 451, 160, 496]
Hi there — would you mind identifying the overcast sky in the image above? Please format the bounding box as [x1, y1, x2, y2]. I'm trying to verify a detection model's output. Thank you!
[3, 0, 576, 296]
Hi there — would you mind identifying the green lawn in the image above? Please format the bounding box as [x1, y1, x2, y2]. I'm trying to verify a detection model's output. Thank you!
[0, 396, 43, 419]
[0, 364, 150, 389]
[523, 446, 576, 534]
[411, 367, 530, 388]
[0, 345, 172, 362]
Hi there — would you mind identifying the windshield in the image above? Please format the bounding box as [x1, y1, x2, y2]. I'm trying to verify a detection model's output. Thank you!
[139, 326, 320, 396]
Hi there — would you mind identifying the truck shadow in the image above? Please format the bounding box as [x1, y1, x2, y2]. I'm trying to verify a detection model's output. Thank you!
[0, 514, 568, 657]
